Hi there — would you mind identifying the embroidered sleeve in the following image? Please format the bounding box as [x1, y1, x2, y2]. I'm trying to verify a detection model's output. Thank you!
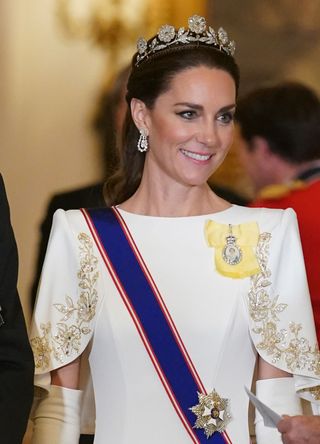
[246, 208, 320, 397]
[30, 210, 100, 376]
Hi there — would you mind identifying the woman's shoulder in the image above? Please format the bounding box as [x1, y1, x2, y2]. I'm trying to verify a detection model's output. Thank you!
[45, 209, 98, 253]
[51, 208, 89, 231]
[229, 204, 297, 230]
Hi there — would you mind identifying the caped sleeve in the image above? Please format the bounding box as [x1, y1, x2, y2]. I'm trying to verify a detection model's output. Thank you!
[246, 208, 320, 402]
[29, 209, 101, 392]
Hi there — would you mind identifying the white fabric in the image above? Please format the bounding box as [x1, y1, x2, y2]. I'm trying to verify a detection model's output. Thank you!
[255, 377, 303, 444]
[30, 205, 320, 443]
[31, 385, 82, 444]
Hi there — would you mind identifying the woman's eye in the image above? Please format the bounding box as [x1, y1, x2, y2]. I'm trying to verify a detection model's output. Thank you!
[217, 112, 234, 124]
[177, 110, 197, 120]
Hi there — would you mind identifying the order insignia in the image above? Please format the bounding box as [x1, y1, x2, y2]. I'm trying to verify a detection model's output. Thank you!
[222, 224, 242, 265]
[190, 389, 232, 438]
[205, 220, 261, 278]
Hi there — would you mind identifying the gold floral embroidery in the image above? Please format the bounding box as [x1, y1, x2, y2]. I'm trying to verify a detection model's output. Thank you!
[31, 323, 52, 370]
[249, 232, 320, 376]
[301, 386, 320, 401]
[31, 233, 99, 370]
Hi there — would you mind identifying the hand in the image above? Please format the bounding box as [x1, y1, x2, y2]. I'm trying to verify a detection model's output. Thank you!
[278, 415, 320, 443]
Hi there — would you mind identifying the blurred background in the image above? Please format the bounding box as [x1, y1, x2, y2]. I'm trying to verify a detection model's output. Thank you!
[1, 0, 320, 324]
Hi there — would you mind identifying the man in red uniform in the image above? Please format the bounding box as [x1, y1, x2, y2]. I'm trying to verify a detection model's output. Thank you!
[235, 82, 320, 341]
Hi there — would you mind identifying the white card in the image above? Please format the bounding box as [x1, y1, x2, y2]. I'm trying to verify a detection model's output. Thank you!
[244, 386, 282, 428]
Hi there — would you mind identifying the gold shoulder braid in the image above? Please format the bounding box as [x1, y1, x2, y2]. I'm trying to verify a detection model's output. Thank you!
[31, 233, 99, 370]
[257, 180, 305, 200]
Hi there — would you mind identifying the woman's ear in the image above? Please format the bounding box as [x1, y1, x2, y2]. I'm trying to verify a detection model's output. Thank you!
[130, 98, 149, 132]
[251, 136, 273, 160]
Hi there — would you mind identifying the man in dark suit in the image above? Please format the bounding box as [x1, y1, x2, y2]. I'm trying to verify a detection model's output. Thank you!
[0, 174, 34, 443]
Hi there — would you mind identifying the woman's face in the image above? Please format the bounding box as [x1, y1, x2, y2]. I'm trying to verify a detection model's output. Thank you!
[132, 65, 236, 188]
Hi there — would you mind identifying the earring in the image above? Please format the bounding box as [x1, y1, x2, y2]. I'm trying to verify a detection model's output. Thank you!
[137, 129, 149, 152]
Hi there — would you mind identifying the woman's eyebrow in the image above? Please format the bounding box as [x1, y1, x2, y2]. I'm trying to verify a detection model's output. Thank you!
[174, 102, 236, 112]
[218, 104, 236, 112]
[174, 102, 203, 110]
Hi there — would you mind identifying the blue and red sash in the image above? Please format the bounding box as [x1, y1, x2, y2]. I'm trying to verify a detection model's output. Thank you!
[82, 207, 231, 443]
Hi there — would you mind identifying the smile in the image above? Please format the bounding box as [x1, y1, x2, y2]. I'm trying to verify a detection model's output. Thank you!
[180, 149, 212, 161]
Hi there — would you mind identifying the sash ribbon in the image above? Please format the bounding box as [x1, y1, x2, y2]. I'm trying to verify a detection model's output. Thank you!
[82, 207, 231, 444]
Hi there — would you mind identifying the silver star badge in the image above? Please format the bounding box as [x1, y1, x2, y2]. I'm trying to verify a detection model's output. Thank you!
[190, 390, 232, 438]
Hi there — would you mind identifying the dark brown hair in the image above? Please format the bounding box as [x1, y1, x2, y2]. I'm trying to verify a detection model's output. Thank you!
[104, 44, 240, 206]
[236, 82, 320, 163]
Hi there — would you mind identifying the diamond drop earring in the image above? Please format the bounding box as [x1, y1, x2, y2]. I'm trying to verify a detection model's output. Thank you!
[137, 129, 149, 152]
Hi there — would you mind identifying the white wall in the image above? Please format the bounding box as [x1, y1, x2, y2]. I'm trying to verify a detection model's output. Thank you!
[0, 0, 107, 321]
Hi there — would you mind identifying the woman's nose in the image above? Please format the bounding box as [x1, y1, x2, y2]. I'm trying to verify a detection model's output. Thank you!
[197, 121, 219, 146]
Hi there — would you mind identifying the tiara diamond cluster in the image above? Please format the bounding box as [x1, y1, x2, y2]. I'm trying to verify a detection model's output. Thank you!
[135, 15, 235, 67]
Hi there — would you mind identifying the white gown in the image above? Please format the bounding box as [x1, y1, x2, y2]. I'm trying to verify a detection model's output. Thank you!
[30, 205, 320, 443]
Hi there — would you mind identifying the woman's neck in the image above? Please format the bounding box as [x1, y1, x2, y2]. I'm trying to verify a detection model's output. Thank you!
[119, 179, 231, 217]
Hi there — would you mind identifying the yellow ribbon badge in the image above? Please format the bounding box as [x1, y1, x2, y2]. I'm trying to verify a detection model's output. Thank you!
[204, 220, 261, 278]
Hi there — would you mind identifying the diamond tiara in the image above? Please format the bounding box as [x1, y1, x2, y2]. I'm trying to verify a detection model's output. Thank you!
[135, 15, 236, 67]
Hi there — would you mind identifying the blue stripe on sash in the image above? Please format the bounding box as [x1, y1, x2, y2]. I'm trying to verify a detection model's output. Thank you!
[86, 207, 227, 443]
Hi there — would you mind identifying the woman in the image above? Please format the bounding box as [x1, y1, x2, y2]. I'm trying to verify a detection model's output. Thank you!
[30, 15, 320, 444]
